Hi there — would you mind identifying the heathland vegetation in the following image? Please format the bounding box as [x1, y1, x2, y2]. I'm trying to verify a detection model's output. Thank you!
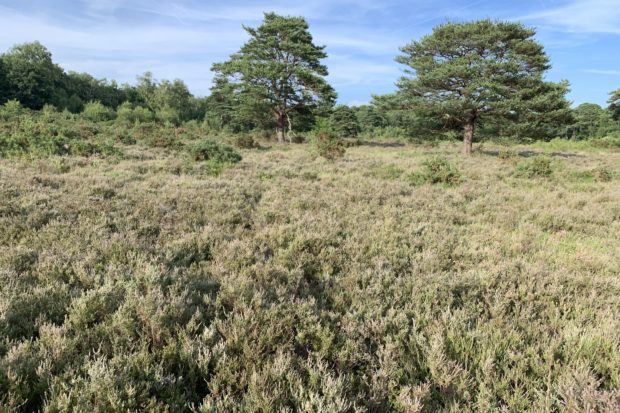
[1, 12, 620, 412]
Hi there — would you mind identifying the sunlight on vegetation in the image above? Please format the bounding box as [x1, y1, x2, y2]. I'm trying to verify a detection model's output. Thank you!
[1, 10, 620, 413]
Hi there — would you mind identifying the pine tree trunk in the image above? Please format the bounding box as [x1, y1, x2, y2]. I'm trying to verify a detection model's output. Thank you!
[276, 112, 285, 143]
[463, 117, 475, 155]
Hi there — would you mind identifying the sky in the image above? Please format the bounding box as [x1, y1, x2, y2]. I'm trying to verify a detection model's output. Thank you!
[0, 0, 618, 106]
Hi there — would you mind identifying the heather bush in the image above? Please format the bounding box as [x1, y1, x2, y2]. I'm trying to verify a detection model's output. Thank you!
[514, 156, 554, 178]
[233, 134, 260, 149]
[591, 134, 620, 148]
[186, 138, 242, 163]
[591, 165, 614, 182]
[309, 132, 346, 160]
[408, 155, 462, 186]
[1, 136, 619, 411]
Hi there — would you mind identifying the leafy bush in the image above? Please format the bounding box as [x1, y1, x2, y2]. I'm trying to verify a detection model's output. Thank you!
[82, 101, 116, 122]
[408, 156, 462, 186]
[0, 99, 24, 120]
[591, 135, 620, 148]
[130, 123, 181, 148]
[156, 106, 180, 126]
[133, 106, 155, 123]
[186, 139, 242, 163]
[309, 132, 346, 160]
[514, 156, 554, 178]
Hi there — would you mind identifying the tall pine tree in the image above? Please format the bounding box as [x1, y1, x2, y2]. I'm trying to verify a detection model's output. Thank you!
[396, 20, 571, 154]
[212, 12, 336, 142]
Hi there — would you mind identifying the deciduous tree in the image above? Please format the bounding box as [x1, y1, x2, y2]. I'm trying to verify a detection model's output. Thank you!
[2, 42, 63, 109]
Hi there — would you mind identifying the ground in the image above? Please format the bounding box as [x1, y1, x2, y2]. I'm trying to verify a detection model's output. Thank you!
[1, 142, 619, 411]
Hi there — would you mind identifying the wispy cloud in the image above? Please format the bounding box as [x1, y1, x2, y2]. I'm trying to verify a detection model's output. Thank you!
[0, 0, 617, 105]
[583, 69, 620, 76]
[0, 1, 406, 99]
[520, 0, 620, 34]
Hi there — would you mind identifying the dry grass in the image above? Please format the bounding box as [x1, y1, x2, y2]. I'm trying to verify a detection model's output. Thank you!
[1, 141, 619, 411]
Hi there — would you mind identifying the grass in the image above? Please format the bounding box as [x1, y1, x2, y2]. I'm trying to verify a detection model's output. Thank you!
[1, 140, 619, 411]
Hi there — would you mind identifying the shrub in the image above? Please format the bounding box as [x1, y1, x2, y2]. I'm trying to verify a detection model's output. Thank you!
[115, 102, 135, 123]
[0, 99, 24, 120]
[82, 101, 116, 122]
[497, 149, 518, 161]
[330, 105, 360, 138]
[591, 166, 614, 182]
[41, 104, 57, 120]
[130, 123, 180, 149]
[156, 106, 180, 126]
[591, 135, 620, 148]
[342, 138, 361, 148]
[309, 132, 346, 160]
[290, 134, 306, 144]
[233, 135, 259, 149]
[408, 156, 462, 186]
[133, 106, 155, 123]
[514, 156, 554, 178]
[186, 139, 242, 163]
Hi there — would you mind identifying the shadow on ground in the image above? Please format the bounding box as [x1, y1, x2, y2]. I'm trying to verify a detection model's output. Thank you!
[480, 149, 583, 158]
[358, 141, 406, 148]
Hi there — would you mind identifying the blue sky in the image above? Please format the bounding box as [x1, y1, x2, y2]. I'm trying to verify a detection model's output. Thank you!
[0, 0, 618, 106]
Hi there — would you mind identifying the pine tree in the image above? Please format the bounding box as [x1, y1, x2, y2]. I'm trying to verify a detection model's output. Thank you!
[212, 12, 336, 142]
[608, 89, 620, 121]
[396, 20, 571, 154]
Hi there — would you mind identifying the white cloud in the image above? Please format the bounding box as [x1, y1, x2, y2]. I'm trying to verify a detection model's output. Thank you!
[0, 1, 412, 102]
[583, 69, 620, 76]
[521, 0, 620, 34]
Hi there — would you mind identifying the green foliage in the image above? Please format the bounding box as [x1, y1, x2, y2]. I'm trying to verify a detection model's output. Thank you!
[367, 163, 404, 180]
[396, 20, 572, 152]
[567, 103, 613, 140]
[590, 166, 614, 182]
[233, 134, 260, 149]
[591, 134, 620, 148]
[330, 105, 360, 138]
[133, 106, 155, 123]
[1, 42, 63, 109]
[186, 139, 242, 163]
[61, 72, 129, 110]
[155, 105, 180, 125]
[0, 99, 24, 120]
[514, 156, 554, 178]
[609, 89, 620, 121]
[310, 132, 346, 160]
[407, 155, 462, 185]
[115, 101, 135, 122]
[0, 57, 8, 105]
[82, 101, 116, 122]
[212, 12, 336, 141]
[1, 142, 620, 411]
[355, 105, 386, 130]
[365, 93, 439, 142]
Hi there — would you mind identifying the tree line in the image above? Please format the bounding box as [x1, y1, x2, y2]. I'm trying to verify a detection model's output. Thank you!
[1, 13, 619, 154]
